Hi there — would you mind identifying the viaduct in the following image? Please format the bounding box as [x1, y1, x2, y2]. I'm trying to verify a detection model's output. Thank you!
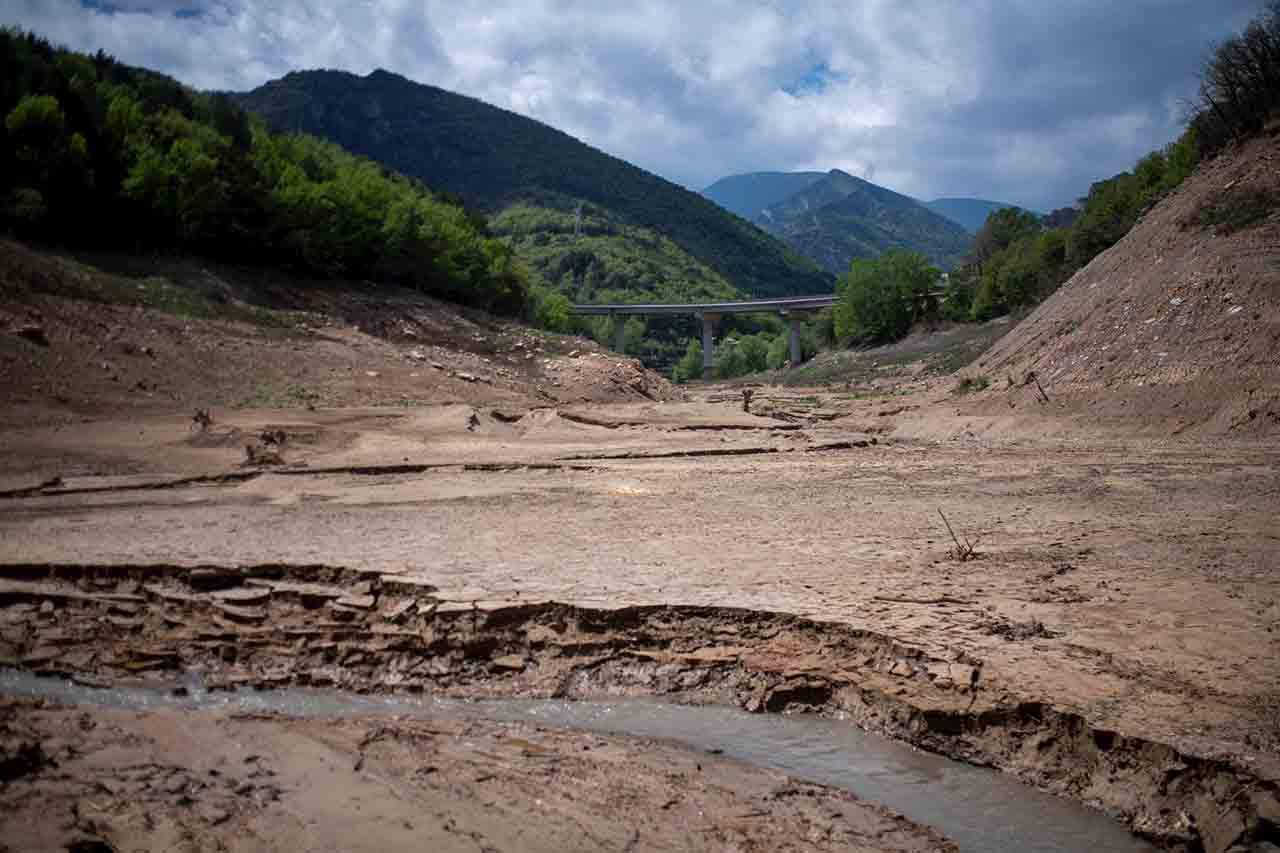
[569, 295, 837, 371]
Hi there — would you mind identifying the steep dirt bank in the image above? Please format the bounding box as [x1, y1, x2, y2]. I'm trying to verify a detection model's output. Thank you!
[2, 561, 1277, 851]
[0, 239, 676, 420]
[959, 131, 1280, 438]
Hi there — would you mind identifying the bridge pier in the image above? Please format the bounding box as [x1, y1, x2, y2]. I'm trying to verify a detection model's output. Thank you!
[612, 313, 626, 354]
[568, 295, 837, 376]
[700, 312, 719, 372]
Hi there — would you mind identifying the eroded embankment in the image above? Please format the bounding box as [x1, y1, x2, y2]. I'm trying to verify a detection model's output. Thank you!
[1, 561, 1276, 851]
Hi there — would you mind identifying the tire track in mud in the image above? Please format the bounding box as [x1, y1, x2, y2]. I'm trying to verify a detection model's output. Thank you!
[0, 560, 1277, 852]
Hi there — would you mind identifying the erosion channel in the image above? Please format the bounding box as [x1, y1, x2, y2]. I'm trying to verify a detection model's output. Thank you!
[1, 668, 1154, 853]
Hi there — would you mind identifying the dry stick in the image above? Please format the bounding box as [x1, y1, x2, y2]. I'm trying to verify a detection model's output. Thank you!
[936, 507, 972, 560]
[938, 508, 967, 559]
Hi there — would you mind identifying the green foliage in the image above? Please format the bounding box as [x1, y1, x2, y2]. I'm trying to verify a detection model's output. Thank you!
[672, 338, 704, 383]
[491, 202, 738, 305]
[834, 250, 939, 346]
[6, 93, 65, 150]
[5, 186, 45, 226]
[766, 334, 790, 370]
[953, 123, 1202, 323]
[494, 200, 749, 362]
[529, 285, 572, 332]
[712, 337, 750, 379]
[1190, 1, 1280, 156]
[238, 68, 831, 300]
[971, 207, 1041, 269]
[0, 29, 526, 315]
[756, 170, 972, 274]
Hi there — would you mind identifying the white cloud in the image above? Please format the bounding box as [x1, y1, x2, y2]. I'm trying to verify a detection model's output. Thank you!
[2, 0, 1268, 209]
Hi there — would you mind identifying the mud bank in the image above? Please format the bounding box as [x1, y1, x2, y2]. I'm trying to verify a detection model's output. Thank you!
[1, 696, 955, 853]
[3, 562, 1277, 851]
[0, 672, 1154, 852]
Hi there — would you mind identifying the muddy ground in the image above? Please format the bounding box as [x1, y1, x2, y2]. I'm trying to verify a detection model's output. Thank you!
[2, 388, 1278, 851]
[0, 696, 951, 853]
[2, 242, 1280, 851]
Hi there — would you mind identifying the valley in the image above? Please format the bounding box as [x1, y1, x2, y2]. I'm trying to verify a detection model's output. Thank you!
[2, 8, 1280, 853]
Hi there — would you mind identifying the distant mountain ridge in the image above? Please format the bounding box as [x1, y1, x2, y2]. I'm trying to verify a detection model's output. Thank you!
[923, 197, 1029, 233]
[704, 169, 974, 274]
[236, 69, 830, 301]
[700, 172, 826, 221]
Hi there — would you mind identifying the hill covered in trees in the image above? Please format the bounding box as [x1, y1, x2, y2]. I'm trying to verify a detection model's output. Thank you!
[702, 168, 973, 273]
[236, 70, 831, 304]
[755, 170, 973, 273]
[0, 30, 526, 315]
[700, 171, 826, 220]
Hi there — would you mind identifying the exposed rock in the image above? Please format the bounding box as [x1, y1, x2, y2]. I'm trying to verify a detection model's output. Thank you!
[1194, 795, 1246, 853]
[1254, 790, 1280, 827]
[212, 588, 271, 605]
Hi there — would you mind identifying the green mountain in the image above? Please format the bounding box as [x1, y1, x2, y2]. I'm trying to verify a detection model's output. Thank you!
[924, 197, 1027, 234]
[236, 70, 830, 301]
[0, 31, 524, 316]
[753, 170, 974, 274]
[701, 171, 826, 220]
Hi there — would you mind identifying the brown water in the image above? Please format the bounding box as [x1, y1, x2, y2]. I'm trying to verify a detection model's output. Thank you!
[0, 669, 1156, 853]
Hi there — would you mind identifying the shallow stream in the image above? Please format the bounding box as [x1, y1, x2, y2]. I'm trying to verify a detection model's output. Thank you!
[0, 669, 1155, 853]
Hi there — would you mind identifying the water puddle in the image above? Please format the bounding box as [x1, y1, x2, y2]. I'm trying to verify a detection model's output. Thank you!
[0, 669, 1153, 853]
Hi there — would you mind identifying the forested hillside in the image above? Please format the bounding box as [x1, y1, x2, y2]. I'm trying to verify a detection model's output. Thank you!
[237, 69, 831, 301]
[701, 171, 826, 220]
[758, 170, 973, 273]
[0, 30, 525, 315]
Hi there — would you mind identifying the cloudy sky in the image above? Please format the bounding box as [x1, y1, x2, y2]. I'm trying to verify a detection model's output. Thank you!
[3, 0, 1266, 210]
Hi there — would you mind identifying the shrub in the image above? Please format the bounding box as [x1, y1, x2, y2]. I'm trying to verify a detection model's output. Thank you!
[672, 338, 703, 383]
[834, 250, 938, 345]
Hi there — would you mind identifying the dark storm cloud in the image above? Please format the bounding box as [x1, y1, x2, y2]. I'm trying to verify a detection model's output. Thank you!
[3, 1, 1269, 209]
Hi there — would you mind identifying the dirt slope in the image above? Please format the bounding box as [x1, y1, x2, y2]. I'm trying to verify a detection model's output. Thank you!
[0, 240, 676, 423]
[967, 130, 1280, 437]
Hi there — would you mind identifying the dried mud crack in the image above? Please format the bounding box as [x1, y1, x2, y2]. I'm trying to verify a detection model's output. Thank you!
[2, 562, 1277, 851]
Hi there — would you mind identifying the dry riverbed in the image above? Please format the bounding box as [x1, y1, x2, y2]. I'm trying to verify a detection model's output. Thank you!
[1, 386, 1279, 851]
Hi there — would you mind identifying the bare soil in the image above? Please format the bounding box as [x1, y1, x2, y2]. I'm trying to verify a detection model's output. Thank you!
[0, 697, 950, 853]
[2, 202, 1280, 853]
[961, 130, 1280, 439]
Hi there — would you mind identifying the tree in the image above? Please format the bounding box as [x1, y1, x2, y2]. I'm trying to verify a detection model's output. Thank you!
[834, 250, 938, 345]
[766, 334, 789, 370]
[672, 338, 703, 383]
[6, 94, 70, 189]
[971, 207, 1040, 271]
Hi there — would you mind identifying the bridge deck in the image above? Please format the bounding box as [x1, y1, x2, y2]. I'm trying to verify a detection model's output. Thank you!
[569, 295, 837, 316]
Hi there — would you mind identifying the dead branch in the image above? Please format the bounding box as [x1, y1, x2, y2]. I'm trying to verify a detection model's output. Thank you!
[938, 508, 982, 561]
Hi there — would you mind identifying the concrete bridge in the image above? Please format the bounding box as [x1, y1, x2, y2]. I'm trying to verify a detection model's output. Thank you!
[570, 295, 836, 371]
